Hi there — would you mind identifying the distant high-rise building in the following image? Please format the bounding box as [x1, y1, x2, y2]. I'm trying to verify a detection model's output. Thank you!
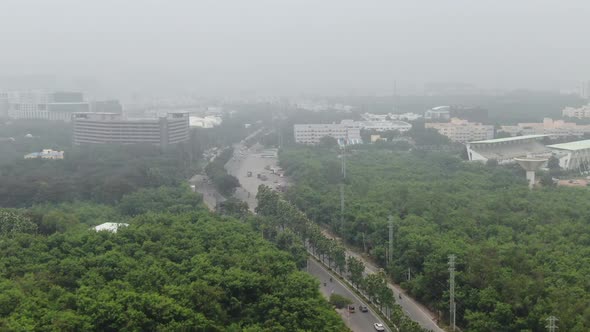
[90, 100, 123, 114]
[6, 91, 90, 121]
[580, 81, 590, 100]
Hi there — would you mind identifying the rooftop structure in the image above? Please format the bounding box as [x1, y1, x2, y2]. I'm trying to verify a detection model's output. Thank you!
[466, 135, 550, 164]
[425, 118, 493, 143]
[547, 139, 590, 171]
[72, 112, 190, 147]
[500, 118, 590, 138]
[94, 222, 129, 233]
[24, 149, 64, 160]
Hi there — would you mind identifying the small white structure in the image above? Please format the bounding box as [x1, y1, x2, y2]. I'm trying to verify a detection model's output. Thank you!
[94, 222, 129, 233]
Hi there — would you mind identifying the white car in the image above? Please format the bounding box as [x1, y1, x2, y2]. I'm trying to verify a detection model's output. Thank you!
[373, 323, 385, 331]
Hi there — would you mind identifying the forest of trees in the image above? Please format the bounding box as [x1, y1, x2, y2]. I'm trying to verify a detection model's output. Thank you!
[0, 144, 195, 207]
[0, 204, 346, 331]
[0, 129, 348, 331]
[278, 146, 590, 332]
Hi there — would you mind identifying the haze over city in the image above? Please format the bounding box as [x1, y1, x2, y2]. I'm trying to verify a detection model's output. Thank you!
[1, 0, 590, 97]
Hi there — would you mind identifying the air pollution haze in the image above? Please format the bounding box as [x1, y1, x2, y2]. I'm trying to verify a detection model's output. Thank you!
[1, 0, 589, 97]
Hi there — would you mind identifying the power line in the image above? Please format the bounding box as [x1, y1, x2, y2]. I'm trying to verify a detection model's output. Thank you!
[546, 316, 558, 332]
[449, 254, 456, 331]
[340, 183, 345, 231]
[388, 215, 393, 267]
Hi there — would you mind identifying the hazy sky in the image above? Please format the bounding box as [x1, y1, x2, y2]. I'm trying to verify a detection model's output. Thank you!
[1, 0, 589, 97]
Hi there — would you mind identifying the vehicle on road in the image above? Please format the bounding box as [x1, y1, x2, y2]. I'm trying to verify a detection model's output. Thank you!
[360, 305, 368, 312]
[247, 171, 252, 177]
[373, 323, 385, 331]
[348, 305, 355, 313]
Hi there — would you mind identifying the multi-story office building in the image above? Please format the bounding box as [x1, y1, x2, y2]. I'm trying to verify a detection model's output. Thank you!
[425, 118, 494, 143]
[72, 112, 189, 147]
[6, 91, 90, 121]
[294, 123, 362, 145]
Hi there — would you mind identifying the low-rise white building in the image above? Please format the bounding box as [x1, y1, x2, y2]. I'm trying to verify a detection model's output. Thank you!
[361, 112, 422, 122]
[562, 104, 590, 119]
[294, 123, 362, 145]
[425, 118, 493, 143]
[189, 115, 222, 128]
[24, 149, 64, 160]
[500, 118, 590, 138]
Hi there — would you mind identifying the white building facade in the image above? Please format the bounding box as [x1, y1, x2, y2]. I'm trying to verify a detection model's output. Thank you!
[547, 140, 590, 171]
[562, 104, 590, 119]
[294, 123, 362, 145]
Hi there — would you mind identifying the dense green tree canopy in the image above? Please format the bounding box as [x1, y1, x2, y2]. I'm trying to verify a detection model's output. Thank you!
[278, 146, 590, 332]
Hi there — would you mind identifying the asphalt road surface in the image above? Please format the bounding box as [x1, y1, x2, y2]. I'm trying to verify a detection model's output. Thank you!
[307, 258, 391, 332]
[188, 174, 225, 211]
[225, 142, 287, 211]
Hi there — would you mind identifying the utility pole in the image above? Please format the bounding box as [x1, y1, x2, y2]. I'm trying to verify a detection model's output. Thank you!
[449, 254, 456, 331]
[340, 183, 345, 231]
[341, 144, 346, 179]
[546, 316, 558, 332]
[388, 215, 394, 267]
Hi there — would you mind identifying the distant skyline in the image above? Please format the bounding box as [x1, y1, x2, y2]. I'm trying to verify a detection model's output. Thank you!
[1, 0, 589, 98]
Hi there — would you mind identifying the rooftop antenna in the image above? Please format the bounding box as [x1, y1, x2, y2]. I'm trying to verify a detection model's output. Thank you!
[514, 157, 548, 189]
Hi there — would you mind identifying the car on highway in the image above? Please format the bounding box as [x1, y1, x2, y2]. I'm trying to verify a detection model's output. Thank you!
[360, 304, 368, 312]
[373, 322, 385, 331]
[347, 305, 355, 313]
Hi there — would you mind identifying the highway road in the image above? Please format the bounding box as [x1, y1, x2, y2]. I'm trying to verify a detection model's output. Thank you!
[322, 230, 444, 332]
[225, 141, 444, 332]
[307, 258, 390, 332]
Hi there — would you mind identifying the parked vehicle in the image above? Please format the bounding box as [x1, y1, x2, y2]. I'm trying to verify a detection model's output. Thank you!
[347, 305, 355, 313]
